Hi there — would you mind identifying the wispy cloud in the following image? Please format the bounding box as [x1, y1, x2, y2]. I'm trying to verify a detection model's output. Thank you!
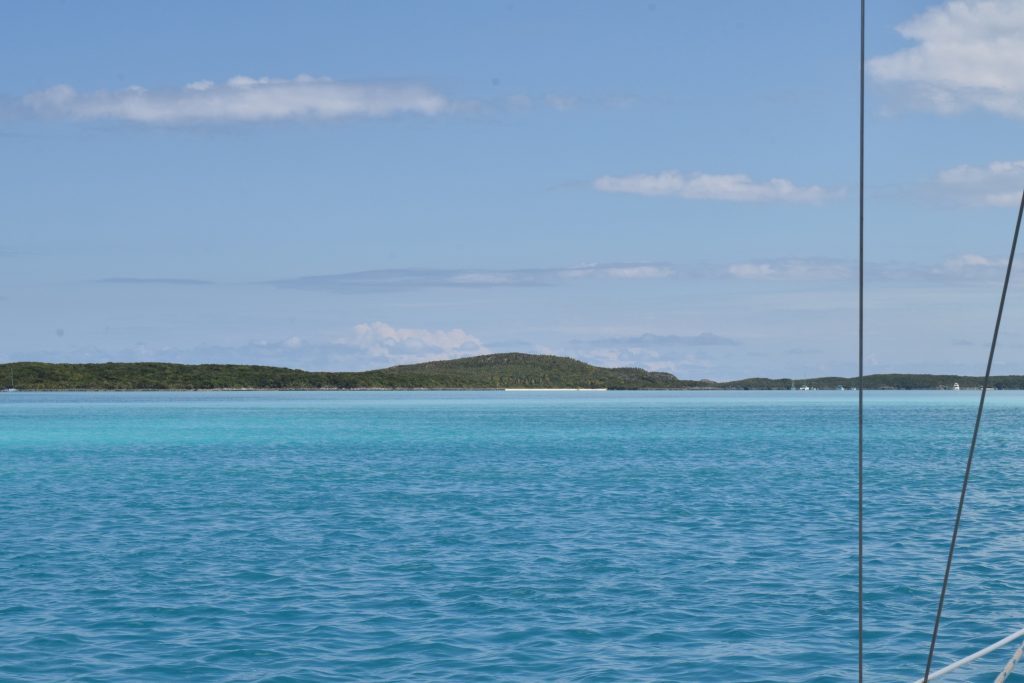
[23, 75, 449, 124]
[594, 170, 833, 203]
[24, 322, 489, 372]
[577, 332, 739, 348]
[869, 0, 1024, 117]
[726, 258, 852, 281]
[544, 95, 577, 111]
[867, 253, 1006, 283]
[19, 325, 732, 375]
[566, 333, 739, 374]
[95, 277, 214, 285]
[492, 93, 624, 113]
[575, 348, 711, 374]
[938, 160, 1024, 206]
[539, 332, 741, 376]
[725, 255, 1011, 284]
[934, 253, 1004, 279]
[93, 253, 1009, 296]
[270, 263, 674, 293]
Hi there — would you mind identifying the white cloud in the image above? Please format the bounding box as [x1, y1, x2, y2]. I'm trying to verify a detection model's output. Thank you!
[869, 0, 1024, 117]
[23, 75, 449, 123]
[545, 95, 577, 111]
[983, 192, 1022, 207]
[938, 253, 1004, 276]
[939, 160, 1024, 184]
[938, 160, 1024, 206]
[727, 263, 776, 279]
[724, 255, 1006, 283]
[561, 264, 674, 279]
[571, 344, 714, 375]
[349, 321, 488, 364]
[594, 171, 831, 203]
[45, 323, 490, 371]
[949, 253, 995, 267]
[271, 263, 674, 292]
[726, 259, 852, 281]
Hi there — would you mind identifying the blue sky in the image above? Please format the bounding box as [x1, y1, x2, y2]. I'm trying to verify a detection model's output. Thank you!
[3, 0, 1024, 379]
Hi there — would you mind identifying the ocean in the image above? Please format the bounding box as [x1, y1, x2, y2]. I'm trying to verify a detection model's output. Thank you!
[2, 390, 1023, 681]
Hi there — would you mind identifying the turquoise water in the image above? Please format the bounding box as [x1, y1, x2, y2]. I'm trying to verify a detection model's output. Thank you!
[2, 391, 1024, 681]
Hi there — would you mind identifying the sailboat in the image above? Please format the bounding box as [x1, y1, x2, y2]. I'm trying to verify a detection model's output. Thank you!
[1, 368, 17, 393]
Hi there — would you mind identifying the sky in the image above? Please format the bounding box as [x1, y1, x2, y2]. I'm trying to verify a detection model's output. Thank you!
[3, 0, 1024, 380]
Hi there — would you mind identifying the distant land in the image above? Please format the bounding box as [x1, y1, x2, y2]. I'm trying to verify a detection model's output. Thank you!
[1, 353, 1022, 391]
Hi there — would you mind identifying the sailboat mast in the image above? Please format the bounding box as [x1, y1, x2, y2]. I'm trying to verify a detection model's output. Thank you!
[857, 2, 865, 681]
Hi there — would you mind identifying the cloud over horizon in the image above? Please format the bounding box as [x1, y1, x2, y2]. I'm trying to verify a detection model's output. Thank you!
[594, 171, 832, 203]
[95, 277, 214, 286]
[870, 0, 1024, 117]
[91, 252, 1016, 296]
[933, 253, 1005, 279]
[565, 332, 740, 375]
[39, 326, 735, 376]
[574, 332, 739, 349]
[269, 263, 675, 293]
[938, 160, 1024, 206]
[17, 322, 489, 372]
[726, 258, 852, 281]
[349, 321, 488, 365]
[23, 75, 449, 124]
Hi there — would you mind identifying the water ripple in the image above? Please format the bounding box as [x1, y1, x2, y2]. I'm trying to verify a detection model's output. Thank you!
[1, 391, 1023, 681]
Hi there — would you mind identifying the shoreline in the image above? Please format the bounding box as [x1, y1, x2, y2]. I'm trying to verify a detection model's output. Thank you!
[1, 355, 1013, 392]
[0, 387, 995, 394]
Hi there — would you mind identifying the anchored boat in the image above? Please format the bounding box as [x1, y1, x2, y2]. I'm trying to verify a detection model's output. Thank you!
[1, 368, 17, 393]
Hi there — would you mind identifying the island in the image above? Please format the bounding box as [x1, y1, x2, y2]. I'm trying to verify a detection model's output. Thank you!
[2, 353, 1022, 391]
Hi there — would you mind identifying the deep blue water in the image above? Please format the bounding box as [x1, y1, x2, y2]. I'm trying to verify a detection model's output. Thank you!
[3, 391, 1024, 682]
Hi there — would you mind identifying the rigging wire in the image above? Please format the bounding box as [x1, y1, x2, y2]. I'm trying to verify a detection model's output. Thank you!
[921, 186, 1024, 682]
[857, 0, 865, 680]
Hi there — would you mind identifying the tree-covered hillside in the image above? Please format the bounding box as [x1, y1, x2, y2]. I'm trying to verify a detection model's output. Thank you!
[364, 353, 710, 389]
[0, 354, 709, 391]
[720, 374, 1024, 390]
[2, 355, 1023, 391]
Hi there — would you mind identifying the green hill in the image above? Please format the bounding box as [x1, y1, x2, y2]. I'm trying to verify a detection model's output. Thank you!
[719, 374, 1024, 390]
[362, 353, 709, 389]
[2, 355, 1022, 391]
[0, 353, 709, 391]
